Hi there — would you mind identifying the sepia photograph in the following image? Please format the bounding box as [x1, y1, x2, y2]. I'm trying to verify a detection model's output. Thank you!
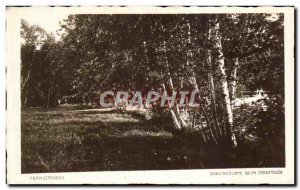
[6, 6, 294, 184]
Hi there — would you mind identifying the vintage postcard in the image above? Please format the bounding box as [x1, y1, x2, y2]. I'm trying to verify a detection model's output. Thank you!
[6, 6, 294, 184]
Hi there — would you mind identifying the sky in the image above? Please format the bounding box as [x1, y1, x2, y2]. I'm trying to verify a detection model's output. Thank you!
[21, 8, 70, 41]
[20, 8, 279, 42]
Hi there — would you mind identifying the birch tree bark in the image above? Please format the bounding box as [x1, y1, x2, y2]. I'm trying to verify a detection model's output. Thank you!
[162, 41, 188, 129]
[160, 77, 182, 130]
[185, 20, 218, 143]
[22, 48, 35, 107]
[230, 57, 239, 101]
[210, 16, 237, 147]
[207, 22, 223, 139]
[154, 39, 184, 130]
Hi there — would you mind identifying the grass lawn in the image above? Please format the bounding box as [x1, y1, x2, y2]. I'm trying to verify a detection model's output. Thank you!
[21, 106, 208, 173]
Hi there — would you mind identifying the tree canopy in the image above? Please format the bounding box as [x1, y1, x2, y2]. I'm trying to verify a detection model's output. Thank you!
[21, 13, 284, 154]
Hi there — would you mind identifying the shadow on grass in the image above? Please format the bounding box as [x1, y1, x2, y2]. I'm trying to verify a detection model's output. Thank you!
[22, 132, 206, 173]
[22, 107, 205, 173]
[21, 107, 283, 173]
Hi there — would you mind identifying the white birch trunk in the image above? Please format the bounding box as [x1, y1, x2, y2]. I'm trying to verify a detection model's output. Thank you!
[230, 57, 239, 101]
[161, 79, 182, 130]
[22, 49, 35, 107]
[162, 41, 188, 129]
[211, 16, 237, 147]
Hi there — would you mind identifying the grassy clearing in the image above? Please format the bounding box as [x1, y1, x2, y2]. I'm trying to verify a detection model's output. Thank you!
[21, 106, 207, 173]
[22, 106, 283, 173]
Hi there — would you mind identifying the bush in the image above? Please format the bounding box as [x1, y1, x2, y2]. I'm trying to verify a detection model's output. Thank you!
[233, 97, 285, 167]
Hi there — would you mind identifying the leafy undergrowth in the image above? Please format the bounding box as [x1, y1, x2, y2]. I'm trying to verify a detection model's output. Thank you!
[21, 107, 206, 173]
